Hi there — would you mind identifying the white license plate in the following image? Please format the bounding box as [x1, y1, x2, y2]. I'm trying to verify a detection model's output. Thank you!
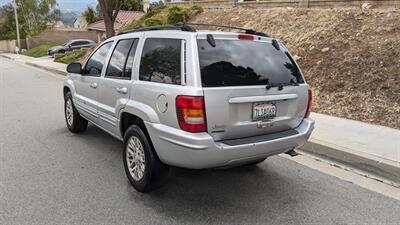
[252, 102, 276, 121]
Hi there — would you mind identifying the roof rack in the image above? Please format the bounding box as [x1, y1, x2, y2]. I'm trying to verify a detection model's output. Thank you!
[178, 22, 269, 37]
[119, 24, 195, 35]
[119, 22, 268, 37]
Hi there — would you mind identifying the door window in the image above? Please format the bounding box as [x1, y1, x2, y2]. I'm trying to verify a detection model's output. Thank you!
[71, 41, 81, 46]
[84, 41, 113, 76]
[139, 38, 182, 85]
[105, 39, 138, 79]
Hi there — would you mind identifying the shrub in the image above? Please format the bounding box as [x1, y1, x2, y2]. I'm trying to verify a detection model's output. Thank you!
[54, 49, 88, 64]
[190, 5, 204, 14]
[144, 16, 165, 26]
[167, 5, 191, 24]
[146, 1, 165, 18]
[124, 4, 203, 31]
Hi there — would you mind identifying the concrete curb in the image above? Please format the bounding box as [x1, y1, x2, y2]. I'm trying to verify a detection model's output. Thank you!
[300, 140, 400, 183]
[25, 62, 67, 76]
[0, 54, 12, 60]
[0, 54, 67, 76]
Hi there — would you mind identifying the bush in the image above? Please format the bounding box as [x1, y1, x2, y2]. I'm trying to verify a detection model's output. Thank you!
[124, 4, 203, 31]
[144, 16, 165, 26]
[190, 5, 204, 14]
[22, 42, 61, 58]
[54, 49, 88, 64]
[167, 5, 191, 24]
[146, 1, 165, 18]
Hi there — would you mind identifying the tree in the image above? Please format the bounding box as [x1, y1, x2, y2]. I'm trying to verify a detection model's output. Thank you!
[0, 0, 60, 40]
[97, 0, 143, 38]
[83, 6, 100, 24]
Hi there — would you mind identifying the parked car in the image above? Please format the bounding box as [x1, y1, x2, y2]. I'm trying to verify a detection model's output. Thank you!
[63, 24, 315, 192]
[48, 39, 96, 55]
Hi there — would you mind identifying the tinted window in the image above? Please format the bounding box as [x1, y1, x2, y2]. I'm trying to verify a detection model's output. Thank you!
[139, 38, 182, 85]
[197, 39, 304, 87]
[71, 41, 81, 46]
[106, 39, 138, 79]
[84, 42, 113, 76]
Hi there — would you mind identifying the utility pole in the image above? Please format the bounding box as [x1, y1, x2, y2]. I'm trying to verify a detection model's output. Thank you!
[13, 0, 21, 54]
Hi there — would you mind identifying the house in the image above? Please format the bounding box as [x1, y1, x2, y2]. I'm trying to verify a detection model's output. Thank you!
[73, 16, 88, 29]
[87, 10, 145, 41]
[53, 21, 66, 30]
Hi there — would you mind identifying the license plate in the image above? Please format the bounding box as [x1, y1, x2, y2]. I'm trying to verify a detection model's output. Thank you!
[252, 102, 276, 121]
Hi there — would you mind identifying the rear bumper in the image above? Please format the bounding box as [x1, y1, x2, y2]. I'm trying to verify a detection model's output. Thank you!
[145, 118, 315, 169]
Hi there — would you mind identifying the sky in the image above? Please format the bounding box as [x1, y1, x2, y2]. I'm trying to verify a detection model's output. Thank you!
[0, 0, 96, 11]
[0, 0, 158, 12]
[57, 0, 97, 11]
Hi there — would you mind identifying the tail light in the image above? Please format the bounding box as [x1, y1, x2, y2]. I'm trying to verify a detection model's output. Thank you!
[304, 89, 313, 118]
[176, 96, 207, 132]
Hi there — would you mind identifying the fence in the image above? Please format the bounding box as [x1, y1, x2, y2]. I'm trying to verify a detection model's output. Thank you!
[167, 0, 400, 9]
[0, 39, 27, 53]
[26, 30, 98, 49]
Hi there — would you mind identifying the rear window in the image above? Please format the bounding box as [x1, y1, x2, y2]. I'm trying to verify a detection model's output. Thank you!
[197, 39, 304, 87]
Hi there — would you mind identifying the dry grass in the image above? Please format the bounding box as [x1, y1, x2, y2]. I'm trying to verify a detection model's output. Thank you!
[191, 7, 400, 129]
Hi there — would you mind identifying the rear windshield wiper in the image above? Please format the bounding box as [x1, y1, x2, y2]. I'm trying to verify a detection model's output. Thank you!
[266, 79, 299, 90]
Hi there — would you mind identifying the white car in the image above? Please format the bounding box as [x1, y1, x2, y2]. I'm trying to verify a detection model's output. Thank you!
[63, 23, 315, 192]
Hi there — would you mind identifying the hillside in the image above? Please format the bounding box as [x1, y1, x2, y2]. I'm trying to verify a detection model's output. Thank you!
[191, 7, 400, 129]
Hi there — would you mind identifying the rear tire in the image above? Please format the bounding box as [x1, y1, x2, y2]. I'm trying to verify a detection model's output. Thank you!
[123, 125, 169, 192]
[64, 92, 88, 133]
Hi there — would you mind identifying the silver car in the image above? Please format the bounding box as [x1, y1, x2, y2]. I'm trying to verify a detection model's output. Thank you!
[63, 24, 314, 192]
[48, 39, 96, 55]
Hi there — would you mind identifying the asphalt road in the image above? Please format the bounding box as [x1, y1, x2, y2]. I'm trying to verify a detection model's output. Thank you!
[1, 58, 399, 225]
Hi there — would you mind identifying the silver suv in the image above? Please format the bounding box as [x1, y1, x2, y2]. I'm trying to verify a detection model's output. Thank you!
[63, 24, 314, 192]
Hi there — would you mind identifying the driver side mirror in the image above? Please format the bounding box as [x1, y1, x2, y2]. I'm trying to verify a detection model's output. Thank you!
[67, 63, 82, 74]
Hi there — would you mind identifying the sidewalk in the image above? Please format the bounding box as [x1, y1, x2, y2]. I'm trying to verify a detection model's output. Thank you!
[0, 53, 67, 76]
[302, 113, 400, 183]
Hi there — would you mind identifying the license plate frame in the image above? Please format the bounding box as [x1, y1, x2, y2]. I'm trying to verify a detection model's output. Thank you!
[252, 102, 277, 121]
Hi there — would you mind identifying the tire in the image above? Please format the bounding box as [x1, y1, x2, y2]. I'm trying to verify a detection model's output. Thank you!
[242, 158, 267, 166]
[123, 125, 169, 192]
[64, 92, 88, 133]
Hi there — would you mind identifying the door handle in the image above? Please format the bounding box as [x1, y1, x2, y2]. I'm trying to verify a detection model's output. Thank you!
[116, 87, 128, 94]
[89, 83, 97, 88]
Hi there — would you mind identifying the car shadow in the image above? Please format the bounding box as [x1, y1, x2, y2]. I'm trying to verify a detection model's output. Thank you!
[71, 124, 307, 222]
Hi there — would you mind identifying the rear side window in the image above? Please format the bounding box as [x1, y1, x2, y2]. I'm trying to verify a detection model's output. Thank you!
[197, 39, 304, 87]
[84, 41, 113, 76]
[106, 39, 138, 79]
[139, 38, 182, 85]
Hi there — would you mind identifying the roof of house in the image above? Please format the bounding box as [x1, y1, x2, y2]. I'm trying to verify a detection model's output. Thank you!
[87, 10, 145, 32]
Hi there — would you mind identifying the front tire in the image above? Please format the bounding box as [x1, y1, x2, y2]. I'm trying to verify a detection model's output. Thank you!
[64, 92, 88, 133]
[123, 125, 169, 192]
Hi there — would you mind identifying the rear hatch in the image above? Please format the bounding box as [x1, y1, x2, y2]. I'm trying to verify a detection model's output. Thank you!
[196, 33, 309, 141]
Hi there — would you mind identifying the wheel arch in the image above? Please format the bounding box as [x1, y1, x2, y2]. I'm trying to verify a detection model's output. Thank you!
[63, 86, 71, 98]
[63, 79, 76, 98]
[119, 112, 155, 150]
